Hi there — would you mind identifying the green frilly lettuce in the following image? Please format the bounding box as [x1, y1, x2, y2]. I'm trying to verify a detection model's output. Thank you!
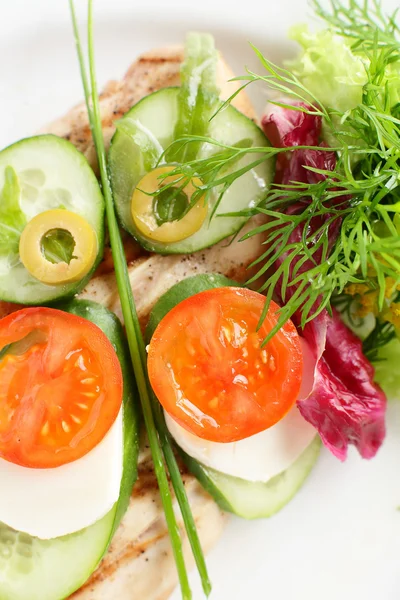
[286, 23, 400, 156]
[0, 166, 27, 257]
[287, 24, 400, 115]
[287, 25, 367, 114]
[374, 338, 400, 401]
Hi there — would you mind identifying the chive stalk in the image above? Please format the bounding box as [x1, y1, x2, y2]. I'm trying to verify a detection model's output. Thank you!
[69, 1, 211, 597]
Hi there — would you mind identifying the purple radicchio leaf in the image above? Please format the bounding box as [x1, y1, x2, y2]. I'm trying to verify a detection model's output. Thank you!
[262, 102, 387, 459]
[298, 311, 386, 460]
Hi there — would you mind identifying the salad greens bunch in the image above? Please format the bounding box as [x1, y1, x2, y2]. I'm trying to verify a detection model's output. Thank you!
[285, 0, 400, 385]
[163, 0, 400, 399]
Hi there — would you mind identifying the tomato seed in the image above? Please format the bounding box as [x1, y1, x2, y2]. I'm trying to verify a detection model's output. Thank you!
[41, 422, 49, 436]
[209, 398, 219, 409]
[221, 326, 232, 343]
[76, 402, 88, 410]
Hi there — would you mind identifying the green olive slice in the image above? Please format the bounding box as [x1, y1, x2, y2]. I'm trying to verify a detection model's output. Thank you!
[131, 166, 207, 243]
[19, 209, 98, 285]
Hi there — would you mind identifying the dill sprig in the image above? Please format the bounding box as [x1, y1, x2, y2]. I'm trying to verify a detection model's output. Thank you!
[311, 0, 400, 49]
[69, 2, 211, 598]
[161, 0, 400, 344]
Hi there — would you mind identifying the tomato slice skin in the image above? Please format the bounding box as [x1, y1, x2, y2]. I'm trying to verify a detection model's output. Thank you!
[0, 307, 123, 469]
[148, 287, 303, 443]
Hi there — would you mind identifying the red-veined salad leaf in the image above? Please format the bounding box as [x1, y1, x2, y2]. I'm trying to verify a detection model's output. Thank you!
[262, 100, 342, 314]
[262, 101, 387, 459]
[261, 102, 321, 149]
[299, 310, 386, 460]
[262, 101, 336, 185]
[286, 26, 368, 114]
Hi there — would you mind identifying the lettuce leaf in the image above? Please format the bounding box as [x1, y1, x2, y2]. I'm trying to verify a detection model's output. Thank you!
[0, 166, 27, 257]
[287, 24, 400, 122]
[171, 32, 219, 163]
[373, 338, 400, 401]
[287, 25, 367, 114]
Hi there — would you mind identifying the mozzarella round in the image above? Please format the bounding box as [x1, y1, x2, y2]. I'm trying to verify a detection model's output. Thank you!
[166, 338, 317, 483]
[166, 406, 316, 482]
[0, 409, 123, 539]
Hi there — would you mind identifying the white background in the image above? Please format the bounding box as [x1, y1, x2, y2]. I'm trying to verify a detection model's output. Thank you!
[1, 1, 400, 599]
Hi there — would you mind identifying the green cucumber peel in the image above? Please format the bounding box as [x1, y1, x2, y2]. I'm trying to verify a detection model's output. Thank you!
[170, 33, 219, 164]
[0, 299, 139, 600]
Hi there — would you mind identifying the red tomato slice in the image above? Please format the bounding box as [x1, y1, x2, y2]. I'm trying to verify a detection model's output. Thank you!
[0, 307, 123, 468]
[148, 287, 303, 443]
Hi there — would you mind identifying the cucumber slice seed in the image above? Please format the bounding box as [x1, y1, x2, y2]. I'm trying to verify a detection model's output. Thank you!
[0, 300, 140, 600]
[0, 135, 105, 305]
[109, 87, 275, 254]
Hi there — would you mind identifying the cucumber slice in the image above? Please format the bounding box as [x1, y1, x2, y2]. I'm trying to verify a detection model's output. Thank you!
[181, 436, 321, 519]
[0, 135, 105, 305]
[0, 510, 116, 600]
[0, 301, 139, 600]
[109, 87, 274, 254]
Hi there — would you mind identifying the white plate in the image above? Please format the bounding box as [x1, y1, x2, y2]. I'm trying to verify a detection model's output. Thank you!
[1, 1, 400, 599]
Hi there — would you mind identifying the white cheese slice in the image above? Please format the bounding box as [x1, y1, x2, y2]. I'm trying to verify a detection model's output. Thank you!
[0, 409, 123, 539]
[166, 406, 316, 483]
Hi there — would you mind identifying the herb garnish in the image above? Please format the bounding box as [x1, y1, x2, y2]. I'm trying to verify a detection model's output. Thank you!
[69, 2, 211, 598]
[160, 0, 400, 346]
